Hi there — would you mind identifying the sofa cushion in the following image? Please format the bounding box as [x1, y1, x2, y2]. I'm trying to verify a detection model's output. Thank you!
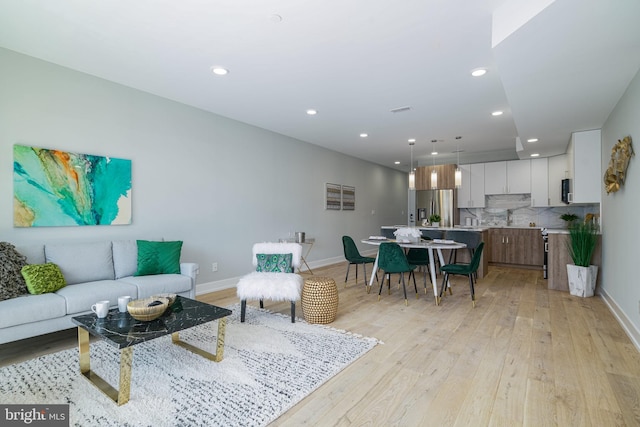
[112, 240, 138, 279]
[13, 244, 45, 264]
[0, 242, 29, 301]
[45, 242, 115, 285]
[21, 263, 66, 294]
[135, 240, 182, 276]
[56, 280, 138, 315]
[118, 274, 191, 299]
[0, 293, 67, 329]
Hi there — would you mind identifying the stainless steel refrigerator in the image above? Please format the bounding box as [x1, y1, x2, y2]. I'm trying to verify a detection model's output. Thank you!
[416, 189, 457, 227]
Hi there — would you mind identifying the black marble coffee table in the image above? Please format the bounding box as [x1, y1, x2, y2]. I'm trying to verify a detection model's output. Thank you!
[72, 296, 232, 405]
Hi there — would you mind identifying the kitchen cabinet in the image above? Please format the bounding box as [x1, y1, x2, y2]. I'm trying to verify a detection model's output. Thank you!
[415, 164, 457, 190]
[566, 129, 601, 204]
[488, 228, 543, 267]
[457, 163, 485, 208]
[530, 157, 549, 207]
[484, 160, 531, 195]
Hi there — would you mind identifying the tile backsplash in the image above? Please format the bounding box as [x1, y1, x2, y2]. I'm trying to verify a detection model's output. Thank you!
[459, 194, 600, 228]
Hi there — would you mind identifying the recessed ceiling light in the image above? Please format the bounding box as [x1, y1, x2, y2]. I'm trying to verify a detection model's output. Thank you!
[530, 153, 540, 157]
[306, 109, 317, 115]
[471, 68, 487, 77]
[492, 111, 503, 116]
[408, 138, 416, 142]
[394, 161, 401, 165]
[431, 151, 438, 156]
[360, 133, 368, 138]
[527, 138, 539, 143]
[211, 66, 229, 76]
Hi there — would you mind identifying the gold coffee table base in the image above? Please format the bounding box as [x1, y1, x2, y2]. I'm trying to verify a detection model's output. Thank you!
[77, 318, 227, 406]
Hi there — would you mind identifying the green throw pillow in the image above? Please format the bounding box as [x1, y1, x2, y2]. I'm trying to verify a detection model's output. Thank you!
[135, 240, 183, 276]
[256, 253, 293, 273]
[21, 263, 66, 295]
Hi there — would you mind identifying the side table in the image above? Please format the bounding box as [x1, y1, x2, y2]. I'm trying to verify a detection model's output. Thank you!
[279, 237, 315, 274]
[301, 276, 338, 324]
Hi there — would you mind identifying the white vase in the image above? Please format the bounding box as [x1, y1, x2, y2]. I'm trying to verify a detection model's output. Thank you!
[431, 222, 440, 228]
[566, 264, 598, 297]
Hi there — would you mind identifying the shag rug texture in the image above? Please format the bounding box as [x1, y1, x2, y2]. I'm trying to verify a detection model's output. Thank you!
[0, 304, 379, 426]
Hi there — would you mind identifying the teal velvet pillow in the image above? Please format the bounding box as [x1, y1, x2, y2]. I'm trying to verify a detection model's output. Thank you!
[135, 240, 183, 276]
[256, 253, 293, 273]
[21, 263, 66, 295]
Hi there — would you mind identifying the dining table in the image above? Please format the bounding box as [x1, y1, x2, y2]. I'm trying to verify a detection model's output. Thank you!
[361, 238, 467, 305]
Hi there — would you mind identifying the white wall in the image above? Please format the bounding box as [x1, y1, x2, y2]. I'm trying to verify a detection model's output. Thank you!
[0, 48, 407, 292]
[601, 67, 640, 347]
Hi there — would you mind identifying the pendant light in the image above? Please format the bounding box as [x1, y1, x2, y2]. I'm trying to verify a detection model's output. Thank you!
[455, 136, 462, 188]
[430, 140, 438, 189]
[408, 142, 415, 190]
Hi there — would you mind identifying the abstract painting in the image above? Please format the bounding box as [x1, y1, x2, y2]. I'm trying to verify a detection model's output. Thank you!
[342, 185, 355, 210]
[325, 183, 341, 210]
[13, 145, 132, 227]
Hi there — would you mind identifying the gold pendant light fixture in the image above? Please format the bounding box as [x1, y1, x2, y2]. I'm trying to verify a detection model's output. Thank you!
[455, 136, 462, 188]
[408, 141, 415, 190]
[430, 140, 438, 189]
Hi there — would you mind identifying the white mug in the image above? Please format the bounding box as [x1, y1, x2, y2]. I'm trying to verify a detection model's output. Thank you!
[118, 296, 132, 313]
[91, 300, 110, 318]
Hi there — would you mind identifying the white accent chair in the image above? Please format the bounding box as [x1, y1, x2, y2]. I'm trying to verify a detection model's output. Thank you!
[236, 242, 303, 323]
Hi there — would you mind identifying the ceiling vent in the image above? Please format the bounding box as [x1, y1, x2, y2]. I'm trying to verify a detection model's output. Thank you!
[390, 106, 412, 113]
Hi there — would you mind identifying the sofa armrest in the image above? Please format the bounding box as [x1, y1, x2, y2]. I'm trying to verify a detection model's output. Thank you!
[180, 262, 199, 299]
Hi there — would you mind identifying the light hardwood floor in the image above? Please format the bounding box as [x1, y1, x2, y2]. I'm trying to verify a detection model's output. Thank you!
[2, 263, 640, 426]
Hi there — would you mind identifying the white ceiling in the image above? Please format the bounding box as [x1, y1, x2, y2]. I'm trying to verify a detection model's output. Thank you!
[0, 0, 639, 171]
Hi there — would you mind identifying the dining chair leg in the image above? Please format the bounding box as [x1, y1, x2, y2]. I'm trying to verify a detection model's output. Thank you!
[468, 274, 476, 308]
[378, 273, 387, 300]
[290, 301, 296, 322]
[362, 263, 368, 289]
[439, 273, 449, 298]
[410, 270, 419, 299]
[401, 273, 408, 306]
[344, 263, 351, 287]
[241, 299, 247, 322]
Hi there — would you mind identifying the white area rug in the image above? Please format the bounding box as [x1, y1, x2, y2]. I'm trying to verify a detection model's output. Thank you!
[0, 304, 379, 426]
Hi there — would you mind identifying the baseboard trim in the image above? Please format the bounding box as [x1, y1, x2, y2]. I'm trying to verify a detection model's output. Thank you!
[195, 255, 348, 296]
[600, 288, 640, 353]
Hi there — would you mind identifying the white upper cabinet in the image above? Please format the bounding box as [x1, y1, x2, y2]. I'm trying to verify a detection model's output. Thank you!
[567, 129, 601, 204]
[484, 159, 531, 195]
[458, 163, 485, 208]
[530, 157, 549, 206]
[507, 159, 531, 194]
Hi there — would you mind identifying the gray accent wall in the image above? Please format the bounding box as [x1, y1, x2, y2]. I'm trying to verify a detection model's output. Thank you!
[601, 67, 640, 347]
[0, 48, 407, 291]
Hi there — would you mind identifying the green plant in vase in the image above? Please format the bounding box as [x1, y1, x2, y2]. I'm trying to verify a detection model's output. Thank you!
[560, 213, 578, 226]
[429, 213, 441, 227]
[566, 221, 599, 297]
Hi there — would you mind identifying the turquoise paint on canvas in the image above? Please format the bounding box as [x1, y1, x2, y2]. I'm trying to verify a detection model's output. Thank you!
[13, 145, 132, 227]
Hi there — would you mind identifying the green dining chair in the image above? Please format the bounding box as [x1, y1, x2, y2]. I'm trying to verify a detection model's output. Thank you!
[439, 242, 485, 307]
[377, 242, 418, 306]
[405, 248, 432, 294]
[342, 236, 377, 291]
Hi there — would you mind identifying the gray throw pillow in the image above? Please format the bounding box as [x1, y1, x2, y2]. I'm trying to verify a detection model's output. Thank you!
[0, 242, 29, 301]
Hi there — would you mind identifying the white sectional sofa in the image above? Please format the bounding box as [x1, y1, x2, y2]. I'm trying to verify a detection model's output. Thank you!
[0, 240, 199, 344]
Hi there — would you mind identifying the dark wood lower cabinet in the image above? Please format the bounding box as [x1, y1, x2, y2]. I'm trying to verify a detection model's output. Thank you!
[488, 228, 543, 267]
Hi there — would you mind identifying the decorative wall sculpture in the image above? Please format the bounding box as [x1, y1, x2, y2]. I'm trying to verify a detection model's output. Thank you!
[13, 144, 132, 227]
[604, 135, 634, 194]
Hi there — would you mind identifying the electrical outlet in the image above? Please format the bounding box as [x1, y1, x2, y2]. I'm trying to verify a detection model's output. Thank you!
[212, 262, 218, 272]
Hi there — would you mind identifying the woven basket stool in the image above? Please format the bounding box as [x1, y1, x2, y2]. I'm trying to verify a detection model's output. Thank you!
[301, 276, 339, 324]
